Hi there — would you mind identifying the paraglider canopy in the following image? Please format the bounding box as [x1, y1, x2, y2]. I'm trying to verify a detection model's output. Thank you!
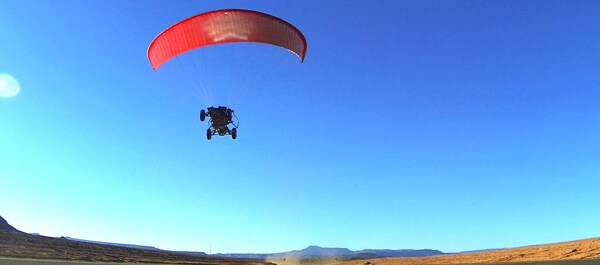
[147, 9, 307, 70]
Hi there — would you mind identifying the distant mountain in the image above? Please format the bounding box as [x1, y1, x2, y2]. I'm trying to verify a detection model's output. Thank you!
[0, 231, 258, 264]
[0, 215, 440, 260]
[63, 236, 163, 251]
[215, 245, 352, 259]
[174, 250, 209, 256]
[282, 246, 355, 258]
[215, 245, 444, 259]
[63, 236, 207, 256]
[215, 253, 271, 259]
[0, 215, 19, 232]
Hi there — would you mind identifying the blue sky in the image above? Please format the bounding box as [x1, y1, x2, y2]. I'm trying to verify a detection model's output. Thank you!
[1, 0, 600, 254]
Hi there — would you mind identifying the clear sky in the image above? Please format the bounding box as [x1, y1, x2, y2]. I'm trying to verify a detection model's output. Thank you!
[1, 0, 600, 254]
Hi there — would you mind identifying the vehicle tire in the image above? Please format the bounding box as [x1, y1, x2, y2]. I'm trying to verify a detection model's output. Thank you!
[227, 109, 233, 121]
[206, 129, 212, 140]
[200, 110, 206, 121]
[231, 128, 237, 140]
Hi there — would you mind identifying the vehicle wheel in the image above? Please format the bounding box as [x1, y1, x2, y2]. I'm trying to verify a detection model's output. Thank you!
[206, 129, 212, 140]
[231, 128, 237, 140]
[227, 109, 233, 121]
[200, 110, 206, 122]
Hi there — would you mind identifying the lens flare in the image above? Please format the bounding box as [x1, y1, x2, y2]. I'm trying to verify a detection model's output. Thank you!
[0, 74, 20, 98]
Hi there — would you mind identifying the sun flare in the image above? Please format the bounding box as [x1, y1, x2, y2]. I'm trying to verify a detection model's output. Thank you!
[0, 73, 20, 98]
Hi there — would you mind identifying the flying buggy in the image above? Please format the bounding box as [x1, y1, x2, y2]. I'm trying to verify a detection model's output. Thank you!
[147, 9, 307, 141]
[200, 106, 238, 140]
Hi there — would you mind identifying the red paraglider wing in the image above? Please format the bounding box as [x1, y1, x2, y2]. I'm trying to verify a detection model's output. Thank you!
[147, 9, 307, 70]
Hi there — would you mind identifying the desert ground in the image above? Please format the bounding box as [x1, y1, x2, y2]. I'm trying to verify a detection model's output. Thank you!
[0, 231, 268, 265]
[0, 257, 172, 265]
[2, 230, 600, 265]
[332, 238, 600, 265]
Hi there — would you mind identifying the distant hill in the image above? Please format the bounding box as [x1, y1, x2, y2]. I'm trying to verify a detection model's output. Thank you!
[0, 215, 19, 232]
[64, 236, 207, 256]
[63, 236, 163, 251]
[215, 245, 444, 259]
[278, 246, 355, 258]
[218, 246, 355, 259]
[0, 215, 442, 260]
[6, 214, 598, 265]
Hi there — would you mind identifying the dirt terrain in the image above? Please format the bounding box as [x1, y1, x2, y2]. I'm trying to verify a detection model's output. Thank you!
[333, 237, 600, 265]
[2, 229, 600, 265]
[0, 231, 269, 265]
